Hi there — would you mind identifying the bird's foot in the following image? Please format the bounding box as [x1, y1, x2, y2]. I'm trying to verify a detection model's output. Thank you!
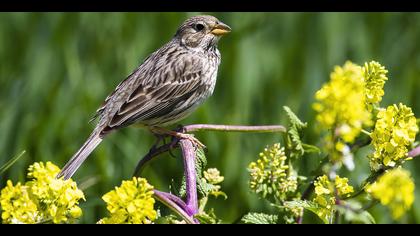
[150, 126, 206, 149]
[173, 132, 206, 150]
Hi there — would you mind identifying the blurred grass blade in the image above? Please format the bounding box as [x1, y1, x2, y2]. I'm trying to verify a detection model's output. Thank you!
[0, 150, 26, 175]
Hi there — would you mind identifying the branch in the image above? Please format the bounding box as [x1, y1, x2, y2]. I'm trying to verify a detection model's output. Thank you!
[133, 124, 286, 177]
[184, 124, 286, 133]
[132, 140, 178, 177]
[134, 123, 286, 224]
[153, 190, 196, 224]
[408, 145, 420, 158]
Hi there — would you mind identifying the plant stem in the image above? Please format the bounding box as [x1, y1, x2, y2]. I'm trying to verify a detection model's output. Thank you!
[153, 190, 196, 224]
[184, 124, 286, 133]
[132, 140, 178, 177]
[134, 123, 286, 224]
[408, 145, 420, 158]
[179, 139, 199, 216]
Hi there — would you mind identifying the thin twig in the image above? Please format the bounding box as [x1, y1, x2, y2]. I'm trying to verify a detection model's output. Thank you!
[408, 145, 420, 158]
[184, 124, 286, 133]
[132, 140, 178, 177]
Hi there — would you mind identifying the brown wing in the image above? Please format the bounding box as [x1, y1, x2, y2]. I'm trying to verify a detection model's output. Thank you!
[97, 47, 205, 133]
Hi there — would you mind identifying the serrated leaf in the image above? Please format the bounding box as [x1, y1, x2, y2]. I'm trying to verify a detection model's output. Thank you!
[241, 212, 279, 224]
[179, 147, 208, 198]
[283, 106, 307, 129]
[283, 106, 308, 157]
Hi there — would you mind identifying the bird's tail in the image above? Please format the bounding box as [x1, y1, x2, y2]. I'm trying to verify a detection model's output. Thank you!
[57, 130, 103, 180]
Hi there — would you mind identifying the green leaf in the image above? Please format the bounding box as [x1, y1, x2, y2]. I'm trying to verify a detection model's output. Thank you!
[241, 212, 279, 224]
[283, 200, 329, 224]
[283, 106, 308, 157]
[302, 143, 321, 154]
[195, 209, 221, 224]
[0, 150, 26, 175]
[209, 190, 227, 199]
[179, 147, 207, 198]
[283, 106, 307, 129]
[335, 201, 376, 224]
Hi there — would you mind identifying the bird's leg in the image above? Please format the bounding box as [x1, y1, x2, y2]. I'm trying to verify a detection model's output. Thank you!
[150, 126, 206, 149]
[150, 132, 166, 152]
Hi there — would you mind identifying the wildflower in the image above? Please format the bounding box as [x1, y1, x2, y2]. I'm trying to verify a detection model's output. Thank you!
[366, 168, 414, 220]
[0, 162, 85, 224]
[313, 61, 372, 144]
[202, 168, 227, 199]
[334, 176, 354, 197]
[0, 181, 40, 224]
[248, 143, 297, 200]
[370, 103, 418, 170]
[204, 168, 224, 185]
[26, 162, 85, 223]
[99, 177, 157, 224]
[313, 61, 373, 163]
[313, 175, 354, 222]
[362, 61, 388, 107]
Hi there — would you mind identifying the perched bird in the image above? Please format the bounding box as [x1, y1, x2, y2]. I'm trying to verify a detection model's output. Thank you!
[57, 15, 231, 180]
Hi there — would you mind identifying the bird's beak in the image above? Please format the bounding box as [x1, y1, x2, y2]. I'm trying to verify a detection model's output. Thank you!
[210, 22, 231, 36]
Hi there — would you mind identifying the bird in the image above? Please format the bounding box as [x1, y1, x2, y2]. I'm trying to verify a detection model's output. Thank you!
[57, 15, 231, 180]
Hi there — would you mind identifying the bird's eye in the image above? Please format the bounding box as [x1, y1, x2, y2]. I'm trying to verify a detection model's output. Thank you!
[194, 23, 205, 31]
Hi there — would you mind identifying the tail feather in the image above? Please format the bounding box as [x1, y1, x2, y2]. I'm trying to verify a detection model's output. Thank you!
[57, 130, 103, 180]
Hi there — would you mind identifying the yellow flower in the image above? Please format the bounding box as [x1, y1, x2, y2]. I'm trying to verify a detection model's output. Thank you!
[313, 175, 354, 222]
[0, 181, 40, 224]
[313, 61, 374, 163]
[313, 61, 372, 144]
[370, 103, 419, 170]
[366, 168, 414, 220]
[0, 162, 85, 224]
[99, 177, 157, 224]
[248, 143, 297, 200]
[334, 176, 354, 197]
[362, 61, 388, 107]
[204, 168, 224, 185]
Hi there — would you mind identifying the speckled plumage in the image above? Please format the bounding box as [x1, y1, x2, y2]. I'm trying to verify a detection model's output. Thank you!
[58, 15, 231, 180]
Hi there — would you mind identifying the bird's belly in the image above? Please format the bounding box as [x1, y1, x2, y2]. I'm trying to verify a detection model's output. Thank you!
[141, 75, 217, 127]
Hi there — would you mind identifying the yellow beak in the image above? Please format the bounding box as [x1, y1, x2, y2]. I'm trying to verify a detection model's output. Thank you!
[211, 22, 231, 36]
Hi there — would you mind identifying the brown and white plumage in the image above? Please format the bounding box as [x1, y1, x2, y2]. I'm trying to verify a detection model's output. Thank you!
[57, 15, 231, 180]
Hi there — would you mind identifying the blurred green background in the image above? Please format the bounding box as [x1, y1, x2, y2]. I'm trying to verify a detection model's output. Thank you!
[1, 12, 420, 224]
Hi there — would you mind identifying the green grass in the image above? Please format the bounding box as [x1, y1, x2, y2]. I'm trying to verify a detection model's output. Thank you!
[1, 12, 420, 223]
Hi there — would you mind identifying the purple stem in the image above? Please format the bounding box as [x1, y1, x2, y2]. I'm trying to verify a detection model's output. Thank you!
[179, 139, 199, 216]
[153, 190, 196, 224]
[408, 145, 420, 158]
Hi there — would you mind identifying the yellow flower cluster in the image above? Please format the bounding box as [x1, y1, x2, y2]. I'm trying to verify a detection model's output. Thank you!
[248, 143, 297, 200]
[204, 168, 224, 185]
[203, 168, 227, 199]
[370, 103, 419, 170]
[0, 162, 85, 224]
[313, 61, 372, 144]
[313, 175, 354, 221]
[98, 177, 157, 224]
[362, 61, 388, 107]
[366, 168, 414, 220]
[0, 181, 40, 224]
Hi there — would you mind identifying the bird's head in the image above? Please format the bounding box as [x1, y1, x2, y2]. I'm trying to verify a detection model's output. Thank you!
[175, 15, 231, 51]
